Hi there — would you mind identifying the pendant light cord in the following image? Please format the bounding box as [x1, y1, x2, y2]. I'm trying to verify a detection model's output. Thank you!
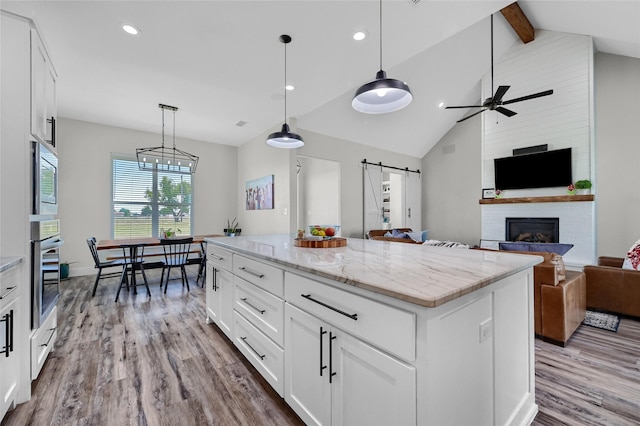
[379, 0, 383, 70]
[284, 40, 288, 124]
[161, 107, 166, 148]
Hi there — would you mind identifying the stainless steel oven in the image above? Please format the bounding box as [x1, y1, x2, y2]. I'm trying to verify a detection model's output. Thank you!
[31, 219, 63, 329]
[32, 140, 58, 216]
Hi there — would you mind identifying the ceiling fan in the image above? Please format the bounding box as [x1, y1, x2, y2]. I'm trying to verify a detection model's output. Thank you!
[446, 14, 553, 123]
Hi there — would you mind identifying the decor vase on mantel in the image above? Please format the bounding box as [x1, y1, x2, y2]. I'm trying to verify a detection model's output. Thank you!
[576, 188, 591, 195]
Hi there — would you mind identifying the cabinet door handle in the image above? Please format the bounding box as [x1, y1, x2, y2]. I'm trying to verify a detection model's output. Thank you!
[301, 294, 358, 321]
[41, 327, 56, 347]
[240, 336, 265, 360]
[1, 310, 13, 357]
[212, 268, 218, 291]
[0, 285, 18, 299]
[239, 267, 264, 279]
[319, 327, 327, 377]
[47, 116, 56, 147]
[329, 331, 337, 384]
[241, 298, 265, 315]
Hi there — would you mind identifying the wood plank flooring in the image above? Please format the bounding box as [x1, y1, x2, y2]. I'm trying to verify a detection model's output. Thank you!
[3, 270, 640, 425]
[2, 270, 303, 426]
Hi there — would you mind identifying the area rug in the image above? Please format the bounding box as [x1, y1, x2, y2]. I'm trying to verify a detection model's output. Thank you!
[583, 310, 620, 332]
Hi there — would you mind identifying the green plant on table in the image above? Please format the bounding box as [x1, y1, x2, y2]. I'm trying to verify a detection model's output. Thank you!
[162, 228, 181, 238]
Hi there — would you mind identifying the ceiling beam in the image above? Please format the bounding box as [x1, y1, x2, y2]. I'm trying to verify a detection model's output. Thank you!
[500, 2, 534, 44]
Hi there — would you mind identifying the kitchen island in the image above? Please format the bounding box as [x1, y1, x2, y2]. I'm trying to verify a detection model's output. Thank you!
[205, 234, 541, 425]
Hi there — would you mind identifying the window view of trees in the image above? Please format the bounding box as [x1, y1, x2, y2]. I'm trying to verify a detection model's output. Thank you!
[112, 156, 193, 238]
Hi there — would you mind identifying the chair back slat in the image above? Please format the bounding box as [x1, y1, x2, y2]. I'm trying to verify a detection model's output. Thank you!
[87, 237, 101, 267]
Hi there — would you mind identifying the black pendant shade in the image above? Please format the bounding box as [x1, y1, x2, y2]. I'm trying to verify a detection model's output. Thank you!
[352, 0, 412, 114]
[266, 34, 304, 148]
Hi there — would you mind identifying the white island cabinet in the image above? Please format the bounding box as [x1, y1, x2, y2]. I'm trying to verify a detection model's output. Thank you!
[205, 235, 541, 425]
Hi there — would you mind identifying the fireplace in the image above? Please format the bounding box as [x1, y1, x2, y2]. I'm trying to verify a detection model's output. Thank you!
[505, 217, 559, 243]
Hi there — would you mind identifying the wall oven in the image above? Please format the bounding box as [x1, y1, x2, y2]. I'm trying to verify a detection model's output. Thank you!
[30, 219, 63, 329]
[32, 140, 58, 216]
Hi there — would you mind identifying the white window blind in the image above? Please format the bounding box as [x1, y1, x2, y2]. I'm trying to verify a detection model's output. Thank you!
[111, 155, 193, 238]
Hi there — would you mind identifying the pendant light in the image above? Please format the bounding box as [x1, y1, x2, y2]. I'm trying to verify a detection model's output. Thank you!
[136, 104, 199, 173]
[352, 0, 413, 114]
[267, 35, 304, 148]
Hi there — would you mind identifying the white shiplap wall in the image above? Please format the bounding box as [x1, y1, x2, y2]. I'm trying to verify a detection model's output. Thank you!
[482, 30, 594, 196]
[481, 30, 596, 267]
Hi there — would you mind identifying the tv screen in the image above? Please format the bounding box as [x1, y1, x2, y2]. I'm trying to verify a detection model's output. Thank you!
[494, 148, 572, 190]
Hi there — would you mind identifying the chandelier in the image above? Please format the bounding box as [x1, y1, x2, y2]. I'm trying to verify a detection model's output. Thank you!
[136, 104, 199, 173]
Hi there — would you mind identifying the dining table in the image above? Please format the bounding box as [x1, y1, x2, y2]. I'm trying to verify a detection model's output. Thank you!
[97, 234, 223, 300]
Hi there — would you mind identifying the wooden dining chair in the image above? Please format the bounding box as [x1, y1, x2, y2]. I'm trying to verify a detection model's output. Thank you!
[86, 237, 127, 297]
[160, 237, 194, 293]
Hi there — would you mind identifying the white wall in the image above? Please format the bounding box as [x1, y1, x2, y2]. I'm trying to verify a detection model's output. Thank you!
[421, 115, 482, 246]
[594, 53, 640, 256]
[482, 30, 593, 196]
[58, 118, 238, 276]
[297, 156, 340, 232]
[297, 129, 422, 238]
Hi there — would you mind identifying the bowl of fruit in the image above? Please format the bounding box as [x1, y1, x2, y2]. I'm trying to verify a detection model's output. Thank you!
[308, 225, 340, 239]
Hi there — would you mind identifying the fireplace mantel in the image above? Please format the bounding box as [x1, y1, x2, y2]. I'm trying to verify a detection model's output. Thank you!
[479, 194, 594, 205]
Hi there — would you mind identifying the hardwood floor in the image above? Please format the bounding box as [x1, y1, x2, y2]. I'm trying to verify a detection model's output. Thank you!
[532, 317, 640, 425]
[3, 270, 639, 425]
[2, 270, 303, 426]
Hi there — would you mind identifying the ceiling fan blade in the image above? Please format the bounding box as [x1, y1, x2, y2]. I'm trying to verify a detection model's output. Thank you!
[493, 86, 510, 103]
[495, 106, 517, 117]
[502, 89, 554, 105]
[445, 105, 484, 109]
[457, 108, 487, 123]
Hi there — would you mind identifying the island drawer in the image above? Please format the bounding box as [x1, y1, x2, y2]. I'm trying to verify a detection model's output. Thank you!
[233, 310, 284, 397]
[207, 246, 233, 272]
[235, 276, 284, 347]
[233, 254, 284, 297]
[285, 272, 416, 362]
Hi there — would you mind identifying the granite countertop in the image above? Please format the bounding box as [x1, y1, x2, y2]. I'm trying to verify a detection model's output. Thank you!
[0, 256, 24, 273]
[206, 234, 541, 308]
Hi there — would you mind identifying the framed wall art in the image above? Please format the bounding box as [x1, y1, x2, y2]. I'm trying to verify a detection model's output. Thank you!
[246, 175, 274, 210]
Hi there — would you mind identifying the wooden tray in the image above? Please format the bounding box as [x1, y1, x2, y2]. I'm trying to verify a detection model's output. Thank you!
[294, 237, 347, 248]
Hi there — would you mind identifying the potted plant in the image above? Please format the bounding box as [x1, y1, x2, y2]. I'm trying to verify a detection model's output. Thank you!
[161, 228, 181, 239]
[225, 218, 240, 236]
[60, 261, 76, 279]
[574, 179, 592, 194]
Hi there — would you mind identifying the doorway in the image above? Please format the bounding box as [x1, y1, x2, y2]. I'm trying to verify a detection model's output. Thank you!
[296, 156, 340, 233]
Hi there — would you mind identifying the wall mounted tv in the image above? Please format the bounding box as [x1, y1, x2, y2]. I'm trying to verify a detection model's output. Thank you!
[494, 148, 572, 190]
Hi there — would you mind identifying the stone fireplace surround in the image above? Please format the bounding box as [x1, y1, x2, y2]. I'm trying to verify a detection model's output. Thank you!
[481, 197, 596, 269]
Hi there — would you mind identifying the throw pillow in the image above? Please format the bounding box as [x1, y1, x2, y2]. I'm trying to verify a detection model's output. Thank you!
[622, 239, 640, 271]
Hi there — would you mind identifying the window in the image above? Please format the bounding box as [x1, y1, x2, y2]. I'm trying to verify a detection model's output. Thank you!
[111, 154, 193, 238]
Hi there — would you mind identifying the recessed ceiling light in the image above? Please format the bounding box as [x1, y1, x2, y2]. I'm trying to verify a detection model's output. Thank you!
[438, 102, 445, 109]
[353, 31, 367, 41]
[122, 24, 140, 35]
[285, 84, 295, 91]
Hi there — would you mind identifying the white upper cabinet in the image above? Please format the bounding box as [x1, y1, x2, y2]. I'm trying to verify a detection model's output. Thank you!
[30, 28, 57, 152]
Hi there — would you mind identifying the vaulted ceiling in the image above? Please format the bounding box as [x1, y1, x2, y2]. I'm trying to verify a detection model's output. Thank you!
[3, 1, 639, 158]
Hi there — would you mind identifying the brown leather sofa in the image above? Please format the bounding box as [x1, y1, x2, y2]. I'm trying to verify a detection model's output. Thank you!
[509, 251, 586, 345]
[584, 256, 640, 317]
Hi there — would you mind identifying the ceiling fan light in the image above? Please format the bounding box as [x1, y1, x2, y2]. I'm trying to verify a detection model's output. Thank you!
[352, 70, 413, 114]
[266, 123, 304, 148]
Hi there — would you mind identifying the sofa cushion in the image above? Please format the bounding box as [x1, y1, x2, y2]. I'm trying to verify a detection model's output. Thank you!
[622, 239, 640, 271]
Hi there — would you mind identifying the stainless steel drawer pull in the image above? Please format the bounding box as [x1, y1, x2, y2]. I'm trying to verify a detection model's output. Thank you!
[41, 327, 56, 347]
[241, 297, 265, 314]
[241, 336, 266, 360]
[239, 267, 264, 279]
[213, 256, 224, 261]
[301, 294, 358, 321]
[0, 286, 18, 300]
